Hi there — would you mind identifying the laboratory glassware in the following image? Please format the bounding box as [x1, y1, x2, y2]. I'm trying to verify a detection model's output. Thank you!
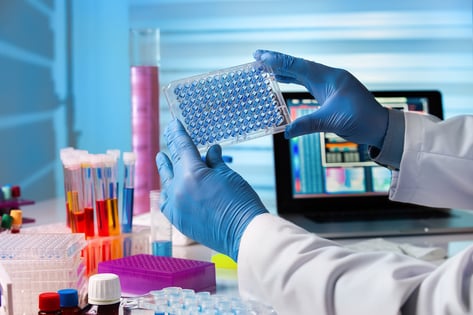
[130, 28, 161, 215]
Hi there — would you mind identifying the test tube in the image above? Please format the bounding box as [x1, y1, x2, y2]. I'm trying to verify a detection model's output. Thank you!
[105, 152, 120, 236]
[80, 153, 95, 238]
[149, 190, 172, 256]
[121, 152, 136, 234]
[91, 154, 109, 237]
[60, 147, 75, 228]
[105, 152, 121, 259]
[63, 155, 85, 233]
[130, 28, 161, 215]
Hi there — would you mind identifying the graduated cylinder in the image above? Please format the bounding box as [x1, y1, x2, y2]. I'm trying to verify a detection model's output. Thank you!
[129, 28, 161, 215]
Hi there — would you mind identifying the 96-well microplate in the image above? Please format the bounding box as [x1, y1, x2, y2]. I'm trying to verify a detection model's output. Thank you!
[163, 61, 291, 152]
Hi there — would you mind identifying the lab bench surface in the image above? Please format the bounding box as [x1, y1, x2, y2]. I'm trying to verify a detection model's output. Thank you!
[14, 198, 473, 309]
[21, 198, 473, 257]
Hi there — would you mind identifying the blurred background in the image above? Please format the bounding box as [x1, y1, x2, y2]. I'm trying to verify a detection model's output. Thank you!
[0, 0, 471, 213]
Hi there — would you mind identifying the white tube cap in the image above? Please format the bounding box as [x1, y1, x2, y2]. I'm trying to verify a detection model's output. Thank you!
[87, 273, 121, 305]
[123, 152, 137, 164]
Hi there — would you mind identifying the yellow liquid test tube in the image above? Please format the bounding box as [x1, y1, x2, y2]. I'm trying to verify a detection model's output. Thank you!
[107, 198, 123, 259]
[107, 198, 120, 236]
[105, 151, 122, 259]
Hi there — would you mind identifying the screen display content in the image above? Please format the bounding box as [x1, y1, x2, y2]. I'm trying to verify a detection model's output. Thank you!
[286, 94, 429, 199]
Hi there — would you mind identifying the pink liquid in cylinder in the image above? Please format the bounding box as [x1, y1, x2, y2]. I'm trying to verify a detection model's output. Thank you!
[131, 66, 160, 214]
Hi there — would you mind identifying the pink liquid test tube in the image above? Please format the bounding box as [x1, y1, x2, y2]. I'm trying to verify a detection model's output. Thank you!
[130, 29, 161, 215]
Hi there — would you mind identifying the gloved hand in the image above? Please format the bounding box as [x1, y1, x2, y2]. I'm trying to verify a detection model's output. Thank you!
[254, 49, 389, 148]
[156, 119, 269, 261]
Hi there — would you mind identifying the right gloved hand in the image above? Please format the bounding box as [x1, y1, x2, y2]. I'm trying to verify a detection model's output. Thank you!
[254, 49, 389, 148]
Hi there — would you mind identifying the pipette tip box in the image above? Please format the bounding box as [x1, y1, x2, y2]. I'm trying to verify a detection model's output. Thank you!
[163, 61, 291, 152]
[97, 254, 216, 295]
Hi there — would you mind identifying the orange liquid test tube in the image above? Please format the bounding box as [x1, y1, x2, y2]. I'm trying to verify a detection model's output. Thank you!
[63, 155, 85, 233]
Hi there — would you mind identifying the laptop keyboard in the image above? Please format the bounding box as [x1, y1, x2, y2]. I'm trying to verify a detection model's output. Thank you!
[306, 207, 452, 222]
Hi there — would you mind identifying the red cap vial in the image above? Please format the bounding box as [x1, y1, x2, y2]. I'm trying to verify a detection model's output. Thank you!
[38, 292, 61, 314]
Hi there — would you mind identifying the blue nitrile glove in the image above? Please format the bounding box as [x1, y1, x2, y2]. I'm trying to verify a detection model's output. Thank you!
[156, 119, 269, 261]
[254, 49, 389, 148]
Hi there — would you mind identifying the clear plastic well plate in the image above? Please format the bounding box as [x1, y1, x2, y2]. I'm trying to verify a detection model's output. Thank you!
[163, 61, 291, 152]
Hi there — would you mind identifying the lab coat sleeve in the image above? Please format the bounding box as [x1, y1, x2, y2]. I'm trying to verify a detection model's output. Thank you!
[389, 113, 473, 209]
[238, 213, 473, 315]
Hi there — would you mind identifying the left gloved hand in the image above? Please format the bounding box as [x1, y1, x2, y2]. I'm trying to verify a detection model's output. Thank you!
[156, 119, 269, 261]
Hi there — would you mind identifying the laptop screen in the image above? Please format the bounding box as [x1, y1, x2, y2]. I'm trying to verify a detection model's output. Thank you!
[273, 90, 444, 216]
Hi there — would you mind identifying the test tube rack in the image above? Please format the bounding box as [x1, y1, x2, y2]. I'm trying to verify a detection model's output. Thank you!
[0, 263, 12, 315]
[0, 184, 35, 225]
[0, 233, 86, 315]
[83, 225, 151, 276]
[22, 222, 151, 278]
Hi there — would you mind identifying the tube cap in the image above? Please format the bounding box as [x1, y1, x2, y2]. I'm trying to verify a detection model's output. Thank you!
[88, 273, 121, 305]
[58, 288, 79, 307]
[39, 292, 61, 311]
[10, 210, 22, 225]
[1, 214, 12, 229]
[11, 186, 21, 198]
[1, 185, 11, 200]
[123, 152, 137, 164]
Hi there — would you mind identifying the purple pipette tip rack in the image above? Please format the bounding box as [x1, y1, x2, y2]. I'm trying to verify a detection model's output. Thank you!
[97, 254, 216, 295]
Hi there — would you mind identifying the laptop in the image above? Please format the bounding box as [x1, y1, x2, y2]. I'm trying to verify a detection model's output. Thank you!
[273, 90, 473, 239]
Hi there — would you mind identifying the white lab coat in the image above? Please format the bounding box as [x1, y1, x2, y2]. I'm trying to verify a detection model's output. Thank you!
[238, 112, 473, 315]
